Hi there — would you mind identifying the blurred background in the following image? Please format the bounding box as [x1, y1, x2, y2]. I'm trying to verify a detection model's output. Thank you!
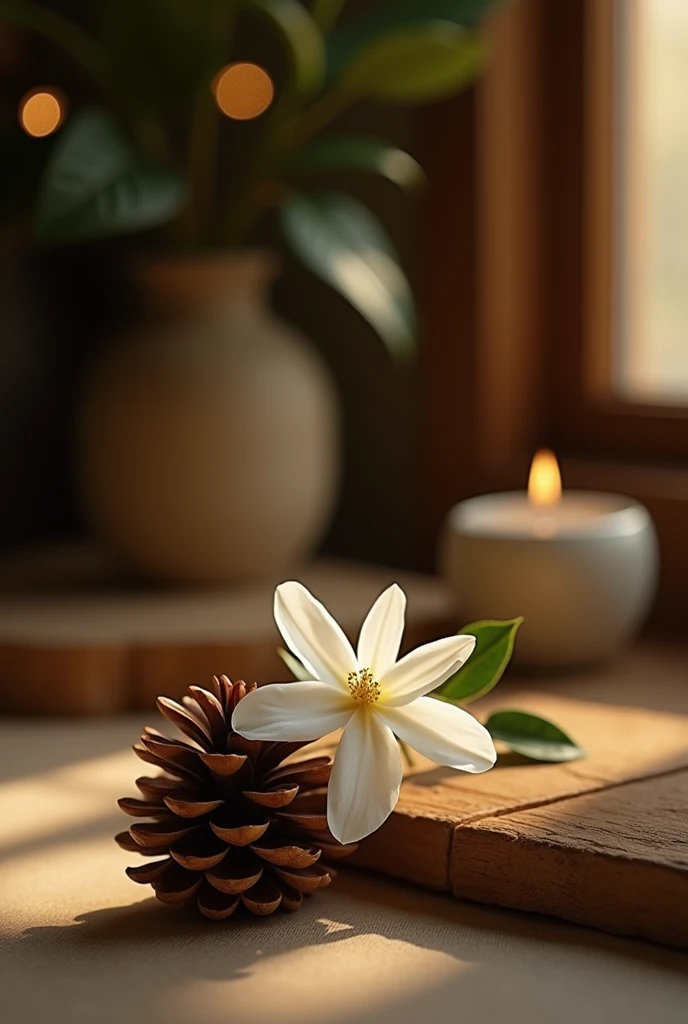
[0, 0, 686, 711]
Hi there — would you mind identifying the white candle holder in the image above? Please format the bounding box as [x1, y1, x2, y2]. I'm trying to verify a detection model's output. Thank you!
[440, 492, 659, 669]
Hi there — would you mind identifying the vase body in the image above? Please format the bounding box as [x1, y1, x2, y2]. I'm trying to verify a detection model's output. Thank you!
[77, 252, 340, 583]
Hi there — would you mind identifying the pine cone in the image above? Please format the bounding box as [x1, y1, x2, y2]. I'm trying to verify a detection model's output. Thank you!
[116, 676, 356, 919]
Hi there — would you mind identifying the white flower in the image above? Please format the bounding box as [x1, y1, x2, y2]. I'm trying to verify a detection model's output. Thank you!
[232, 582, 496, 845]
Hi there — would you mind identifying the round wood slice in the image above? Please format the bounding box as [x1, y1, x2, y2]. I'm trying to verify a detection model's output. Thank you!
[0, 544, 456, 714]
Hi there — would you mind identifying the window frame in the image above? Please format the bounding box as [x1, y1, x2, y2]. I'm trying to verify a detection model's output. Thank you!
[547, 0, 688, 463]
[417, 0, 688, 629]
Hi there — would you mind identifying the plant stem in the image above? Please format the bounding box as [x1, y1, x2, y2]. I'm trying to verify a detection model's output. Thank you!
[183, 88, 220, 245]
[286, 87, 357, 149]
[222, 87, 294, 246]
[310, 0, 347, 34]
[181, 1, 239, 247]
[1, 0, 109, 89]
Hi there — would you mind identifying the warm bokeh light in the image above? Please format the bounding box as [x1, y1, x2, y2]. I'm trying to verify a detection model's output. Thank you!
[528, 448, 562, 507]
[213, 62, 274, 120]
[19, 88, 65, 137]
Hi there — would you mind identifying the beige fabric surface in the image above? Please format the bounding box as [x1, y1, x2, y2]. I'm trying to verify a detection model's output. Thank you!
[1, 718, 687, 1024]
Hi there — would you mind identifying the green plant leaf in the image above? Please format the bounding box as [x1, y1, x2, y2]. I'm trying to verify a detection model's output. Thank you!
[335, 21, 486, 104]
[485, 710, 586, 763]
[436, 618, 523, 705]
[248, 0, 326, 97]
[328, 1, 498, 80]
[35, 109, 186, 243]
[280, 191, 416, 359]
[0, 0, 108, 85]
[286, 135, 425, 190]
[277, 647, 311, 681]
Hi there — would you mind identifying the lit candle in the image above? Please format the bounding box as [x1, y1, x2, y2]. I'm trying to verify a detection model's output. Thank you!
[440, 451, 658, 668]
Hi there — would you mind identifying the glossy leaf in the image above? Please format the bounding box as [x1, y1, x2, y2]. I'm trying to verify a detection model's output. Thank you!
[280, 192, 416, 359]
[335, 21, 486, 104]
[286, 136, 425, 190]
[436, 618, 523, 705]
[486, 710, 586, 763]
[35, 109, 185, 243]
[249, 0, 326, 97]
[328, 1, 498, 80]
[277, 647, 311, 681]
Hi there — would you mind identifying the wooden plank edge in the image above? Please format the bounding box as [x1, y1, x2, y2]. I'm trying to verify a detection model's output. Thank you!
[449, 823, 688, 950]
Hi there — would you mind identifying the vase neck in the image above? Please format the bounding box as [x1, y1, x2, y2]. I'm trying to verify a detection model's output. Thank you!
[135, 252, 276, 318]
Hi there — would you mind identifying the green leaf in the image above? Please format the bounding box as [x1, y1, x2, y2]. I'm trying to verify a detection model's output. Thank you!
[280, 192, 416, 359]
[35, 109, 186, 243]
[335, 21, 486, 104]
[436, 618, 523, 705]
[248, 0, 326, 97]
[277, 647, 311, 681]
[328, 1, 498, 80]
[486, 710, 586, 763]
[286, 135, 425, 190]
[0, 0, 108, 85]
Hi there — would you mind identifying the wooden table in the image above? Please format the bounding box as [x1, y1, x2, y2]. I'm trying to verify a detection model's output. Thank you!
[1, 712, 687, 1024]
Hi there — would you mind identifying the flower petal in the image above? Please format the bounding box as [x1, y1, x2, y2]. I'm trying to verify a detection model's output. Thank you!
[231, 682, 353, 742]
[327, 710, 403, 845]
[379, 635, 476, 706]
[379, 697, 496, 772]
[357, 583, 407, 679]
[274, 581, 357, 690]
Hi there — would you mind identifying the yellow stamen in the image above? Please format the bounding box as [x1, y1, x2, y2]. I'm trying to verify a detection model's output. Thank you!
[347, 668, 380, 706]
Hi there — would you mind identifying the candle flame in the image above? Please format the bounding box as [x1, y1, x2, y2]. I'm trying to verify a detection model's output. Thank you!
[528, 449, 562, 508]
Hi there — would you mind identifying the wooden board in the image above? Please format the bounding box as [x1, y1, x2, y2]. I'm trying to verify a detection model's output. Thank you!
[450, 771, 688, 949]
[338, 655, 688, 949]
[0, 545, 455, 714]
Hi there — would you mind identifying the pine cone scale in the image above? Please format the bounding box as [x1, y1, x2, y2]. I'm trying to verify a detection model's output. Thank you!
[206, 851, 263, 894]
[197, 883, 240, 920]
[115, 830, 171, 856]
[276, 810, 329, 831]
[187, 686, 228, 745]
[130, 820, 201, 847]
[118, 797, 170, 818]
[125, 859, 171, 885]
[170, 832, 228, 871]
[243, 785, 300, 808]
[198, 752, 247, 776]
[272, 863, 330, 894]
[251, 842, 321, 869]
[156, 697, 213, 750]
[153, 864, 203, 905]
[241, 877, 282, 916]
[163, 795, 223, 818]
[209, 819, 269, 845]
[264, 757, 333, 787]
